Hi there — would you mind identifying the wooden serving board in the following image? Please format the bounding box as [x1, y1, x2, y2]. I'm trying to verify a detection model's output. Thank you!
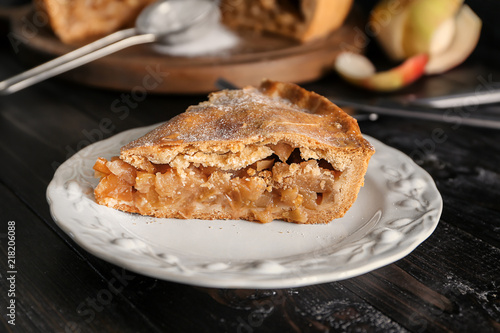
[6, 6, 364, 94]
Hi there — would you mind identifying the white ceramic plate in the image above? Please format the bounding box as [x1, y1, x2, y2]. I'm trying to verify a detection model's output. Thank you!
[47, 124, 442, 289]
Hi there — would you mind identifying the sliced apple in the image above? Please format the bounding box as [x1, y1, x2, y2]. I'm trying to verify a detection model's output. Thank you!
[368, 0, 482, 76]
[428, 16, 456, 55]
[334, 52, 428, 92]
[425, 5, 482, 74]
[402, 0, 463, 56]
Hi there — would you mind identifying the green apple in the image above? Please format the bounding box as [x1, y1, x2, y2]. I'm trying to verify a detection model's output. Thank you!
[402, 0, 463, 56]
[368, 0, 481, 79]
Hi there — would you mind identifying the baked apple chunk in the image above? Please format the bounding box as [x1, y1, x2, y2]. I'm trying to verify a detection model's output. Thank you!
[93, 80, 374, 224]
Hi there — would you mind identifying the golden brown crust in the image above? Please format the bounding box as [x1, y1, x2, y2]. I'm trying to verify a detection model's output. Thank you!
[96, 80, 374, 224]
[35, 0, 155, 45]
[300, 0, 354, 41]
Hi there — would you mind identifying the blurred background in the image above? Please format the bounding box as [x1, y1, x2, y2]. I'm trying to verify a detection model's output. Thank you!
[1, 0, 499, 102]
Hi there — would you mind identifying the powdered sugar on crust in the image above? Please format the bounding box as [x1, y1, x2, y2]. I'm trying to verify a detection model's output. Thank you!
[120, 80, 374, 173]
[123, 82, 370, 149]
[98, 81, 375, 224]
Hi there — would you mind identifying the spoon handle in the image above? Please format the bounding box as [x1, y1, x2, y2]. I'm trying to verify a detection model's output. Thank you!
[0, 28, 156, 95]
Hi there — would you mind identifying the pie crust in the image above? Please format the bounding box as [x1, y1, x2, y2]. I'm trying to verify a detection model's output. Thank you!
[220, 0, 354, 42]
[35, 0, 155, 45]
[93, 80, 374, 223]
[35, 0, 352, 45]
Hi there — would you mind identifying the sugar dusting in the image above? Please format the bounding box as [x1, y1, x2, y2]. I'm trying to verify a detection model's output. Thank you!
[173, 89, 320, 143]
[299, 298, 407, 332]
[130, 88, 316, 148]
[444, 273, 491, 303]
[153, 19, 239, 57]
[207, 88, 307, 114]
[121, 82, 371, 154]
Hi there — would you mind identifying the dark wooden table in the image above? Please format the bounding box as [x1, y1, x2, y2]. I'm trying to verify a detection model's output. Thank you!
[1, 23, 500, 333]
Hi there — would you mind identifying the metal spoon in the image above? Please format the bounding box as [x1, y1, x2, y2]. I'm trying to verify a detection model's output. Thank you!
[0, 0, 219, 95]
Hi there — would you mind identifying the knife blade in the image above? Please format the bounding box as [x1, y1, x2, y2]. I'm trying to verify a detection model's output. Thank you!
[332, 99, 500, 130]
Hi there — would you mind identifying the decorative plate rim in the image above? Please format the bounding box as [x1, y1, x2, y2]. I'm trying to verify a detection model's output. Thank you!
[47, 124, 442, 289]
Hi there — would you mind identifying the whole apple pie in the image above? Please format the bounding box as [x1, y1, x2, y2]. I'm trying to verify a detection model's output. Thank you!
[220, 0, 353, 42]
[93, 80, 374, 223]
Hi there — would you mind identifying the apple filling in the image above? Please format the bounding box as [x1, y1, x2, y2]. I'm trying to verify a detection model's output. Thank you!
[94, 143, 342, 223]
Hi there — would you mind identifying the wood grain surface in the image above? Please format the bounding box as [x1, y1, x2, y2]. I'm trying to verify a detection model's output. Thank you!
[1, 22, 500, 332]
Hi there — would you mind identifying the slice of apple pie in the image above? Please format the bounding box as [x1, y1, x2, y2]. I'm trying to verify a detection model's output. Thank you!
[93, 80, 374, 223]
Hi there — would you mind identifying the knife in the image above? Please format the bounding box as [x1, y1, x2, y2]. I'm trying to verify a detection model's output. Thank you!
[332, 99, 500, 130]
[408, 88, 500, 109]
